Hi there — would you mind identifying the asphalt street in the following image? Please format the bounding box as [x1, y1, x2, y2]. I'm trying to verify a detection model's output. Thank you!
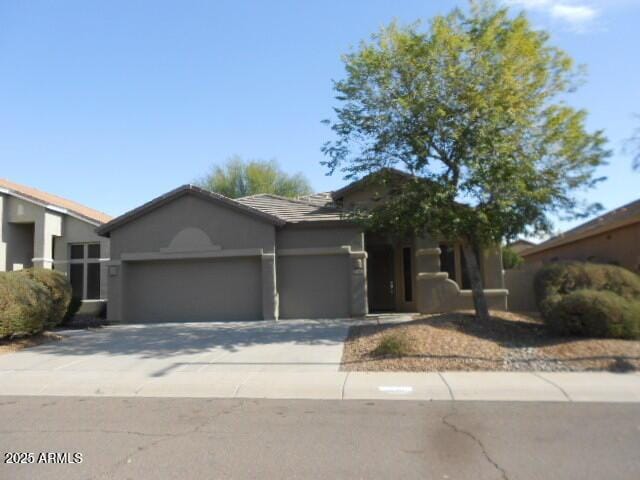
[1, 396, 639, 479]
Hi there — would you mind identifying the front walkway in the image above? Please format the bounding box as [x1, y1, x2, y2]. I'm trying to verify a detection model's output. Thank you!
[0, 319, 639, 401]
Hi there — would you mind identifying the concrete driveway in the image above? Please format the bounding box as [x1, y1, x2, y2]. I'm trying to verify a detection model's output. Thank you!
[0, 320, 350, 374]
[0, 319, 353, 397]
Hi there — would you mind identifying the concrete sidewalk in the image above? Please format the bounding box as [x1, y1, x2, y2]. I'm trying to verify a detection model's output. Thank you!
[1, 369, 640, 402]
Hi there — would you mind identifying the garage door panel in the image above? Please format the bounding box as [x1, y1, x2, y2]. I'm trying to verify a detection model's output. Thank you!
[277, 255, 350, 319]
[125, 257, 262, 323]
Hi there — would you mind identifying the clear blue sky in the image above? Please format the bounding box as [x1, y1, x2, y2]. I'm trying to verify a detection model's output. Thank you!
[1, 0, 638, 237]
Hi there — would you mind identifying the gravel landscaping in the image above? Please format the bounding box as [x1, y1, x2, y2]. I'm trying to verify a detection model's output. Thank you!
[0, 331, 63, 356]
[342, 311, 640, 372]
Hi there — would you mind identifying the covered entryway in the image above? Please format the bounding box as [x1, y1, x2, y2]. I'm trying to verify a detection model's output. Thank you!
[123, 257, 262, 323]
[367, 245, 395, 312]
[365, 234, 416, 313]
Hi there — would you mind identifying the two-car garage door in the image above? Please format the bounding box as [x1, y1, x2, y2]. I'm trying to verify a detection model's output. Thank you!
[124, 257, 262, 323]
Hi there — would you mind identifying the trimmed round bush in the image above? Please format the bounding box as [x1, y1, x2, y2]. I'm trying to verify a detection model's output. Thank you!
[0, 272, 52, 338]
[547, 290, 640, 339]
[16, 268, 72, 328]
[535, 261, 640, 318]
[534, 262, 640, 338]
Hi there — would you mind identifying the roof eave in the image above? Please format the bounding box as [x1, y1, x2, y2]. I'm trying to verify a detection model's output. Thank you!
[0, 187, 106, 227]
[522, 217, 640, 258]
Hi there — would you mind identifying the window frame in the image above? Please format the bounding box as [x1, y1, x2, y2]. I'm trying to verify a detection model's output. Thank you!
[402, 246, 413, 303]
[68, 243, 102, 300]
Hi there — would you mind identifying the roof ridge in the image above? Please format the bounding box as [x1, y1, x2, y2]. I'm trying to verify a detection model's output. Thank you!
[237, 193, 272, 200]
[97, 184, 286, 235]
[259, 193, 342, 210]
[238, 192, 341, 210]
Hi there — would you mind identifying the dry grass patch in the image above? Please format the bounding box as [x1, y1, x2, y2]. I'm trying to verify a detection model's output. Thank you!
[342, 311, 640, 372]
[371, 332, 417, 358]
[0, 331, 63, 355]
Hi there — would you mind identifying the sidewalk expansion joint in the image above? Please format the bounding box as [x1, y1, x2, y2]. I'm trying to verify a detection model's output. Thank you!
[437, 372, 455, 401]
[532, 372, 572, 401]
[233, 371, 259, 397]
[341, 372, 350, 400]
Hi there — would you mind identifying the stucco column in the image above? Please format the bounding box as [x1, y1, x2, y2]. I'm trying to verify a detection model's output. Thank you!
[33, 211, 62, 269]
[261, 253, 278, 320]
[414, 234, 442, 313]
[349, 251, 368, 316]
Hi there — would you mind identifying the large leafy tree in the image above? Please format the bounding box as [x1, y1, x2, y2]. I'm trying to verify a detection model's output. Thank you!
[197, 156, 312, 198]
[322, 1, 609, 321]
[626, 116, 640, 171]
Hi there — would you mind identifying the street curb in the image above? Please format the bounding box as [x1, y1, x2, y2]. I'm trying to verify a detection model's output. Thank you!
[1, 370, 639, 402]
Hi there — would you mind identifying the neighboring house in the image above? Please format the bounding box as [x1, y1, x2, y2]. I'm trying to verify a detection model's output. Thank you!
[508, 239, 536, 255]
[97, 170, 507, 323]
[522, 198, 640, 274]
[0, 179, 112, 313]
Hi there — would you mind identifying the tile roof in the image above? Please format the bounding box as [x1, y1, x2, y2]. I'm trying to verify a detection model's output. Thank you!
[296, 192, 335, 207]
[523, 198, 640, 257]
[97, 185, 285, 236]
[237, 194, 347, 223]
[0, 178, 112, 225]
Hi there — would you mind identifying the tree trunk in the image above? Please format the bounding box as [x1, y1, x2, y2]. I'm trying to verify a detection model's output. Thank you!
[461, 242, 490, 322]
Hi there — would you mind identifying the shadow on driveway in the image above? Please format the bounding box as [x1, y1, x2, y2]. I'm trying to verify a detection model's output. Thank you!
[35, 320, 353, 360]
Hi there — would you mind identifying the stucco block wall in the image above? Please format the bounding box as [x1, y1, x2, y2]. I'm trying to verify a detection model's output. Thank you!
[504, 266, 538, 312]
[414, 235, 508, 314]
[524, 223, 640, 274]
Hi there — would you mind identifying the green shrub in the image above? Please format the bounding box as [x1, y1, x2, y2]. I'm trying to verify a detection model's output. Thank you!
[0, 272, 52, 338]
[371, 332, 413, 357]
[534, 262, 640, 317]
[15, 268, 72, 328]
[547, 290, 640, 339]
[63, 296, 83, 324]
[502, 246, 524, 270]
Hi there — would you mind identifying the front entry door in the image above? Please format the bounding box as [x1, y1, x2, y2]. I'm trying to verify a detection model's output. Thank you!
[367, 245, 395, 312]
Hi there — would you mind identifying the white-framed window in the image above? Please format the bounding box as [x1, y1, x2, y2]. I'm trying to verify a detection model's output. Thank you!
[68, 243, 102, 300]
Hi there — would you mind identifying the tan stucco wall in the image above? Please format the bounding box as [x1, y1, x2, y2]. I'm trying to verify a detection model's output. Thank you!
[339, 185, 391, 210]
[276, 224, 364, 251]
[504, 266, 538, 312]
[106, 193, 277, 323]
[109, 194, 276, 258]
[524, 222, 640, 274]
[4, 223, 34, 270]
